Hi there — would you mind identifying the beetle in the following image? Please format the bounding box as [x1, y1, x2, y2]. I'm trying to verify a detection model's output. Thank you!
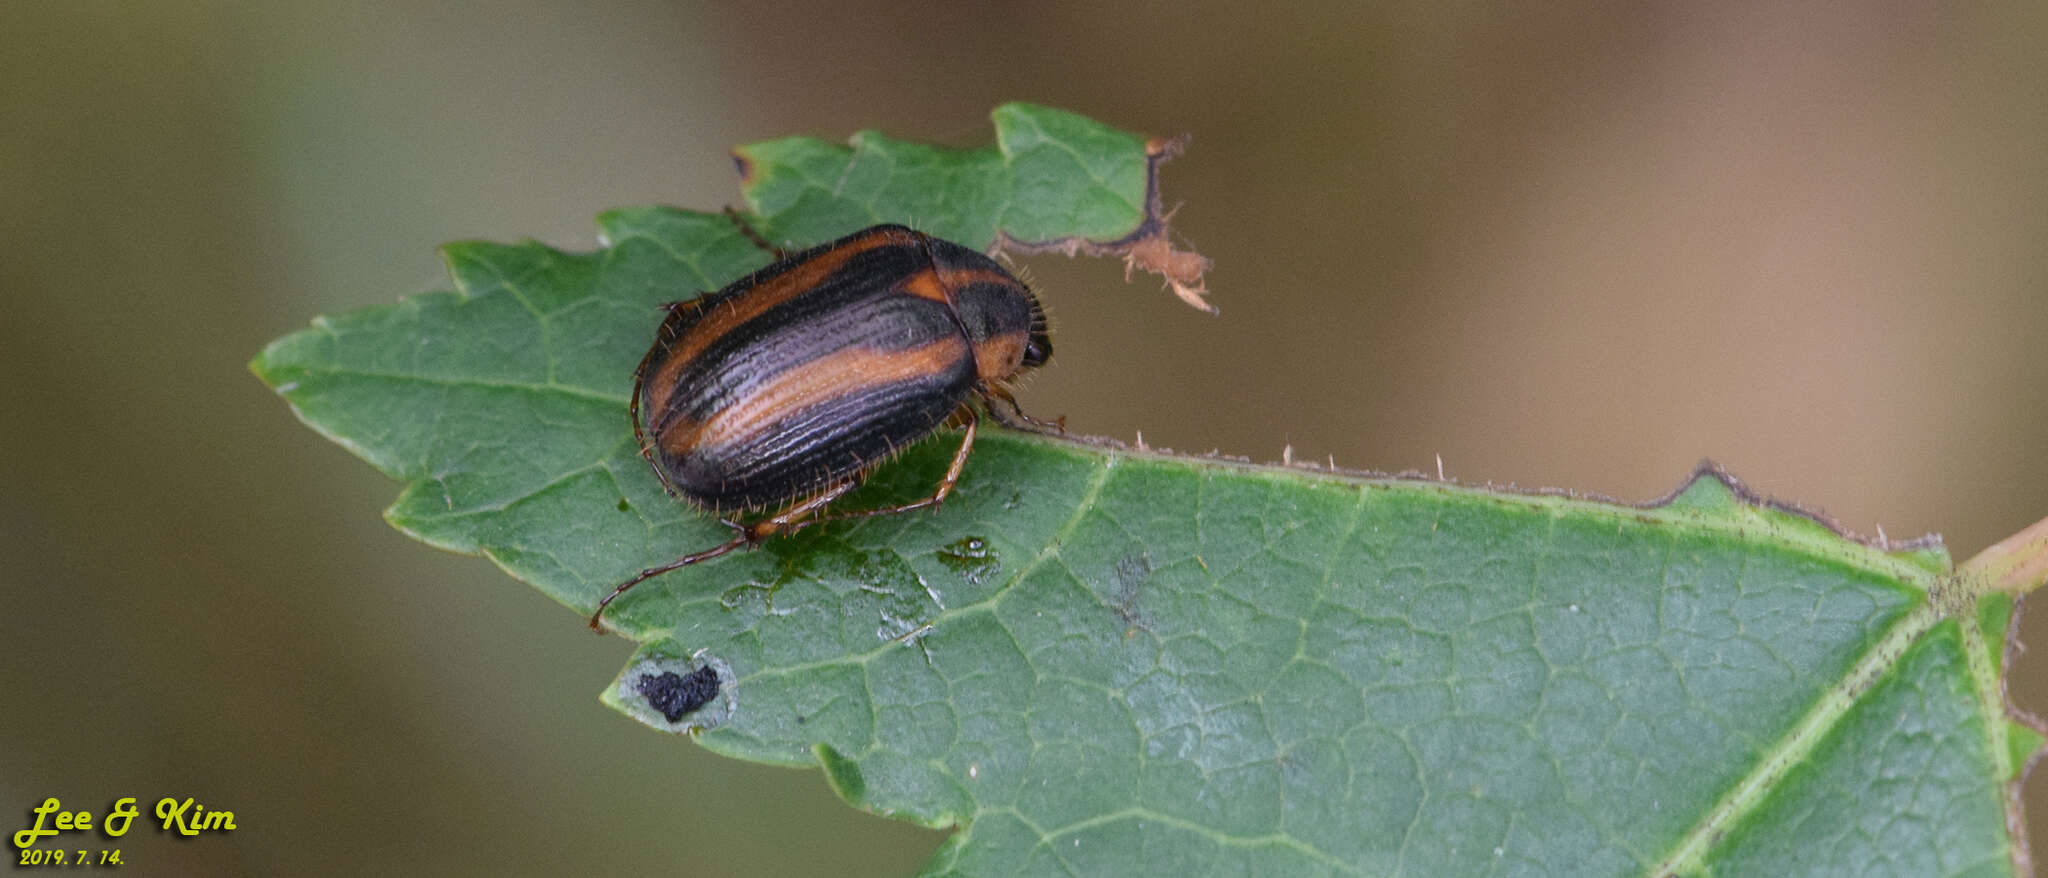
[590, 221, 1058, 631]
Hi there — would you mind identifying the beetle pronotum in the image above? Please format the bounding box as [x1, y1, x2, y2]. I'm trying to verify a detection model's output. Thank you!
[590, 220, 1058, 631]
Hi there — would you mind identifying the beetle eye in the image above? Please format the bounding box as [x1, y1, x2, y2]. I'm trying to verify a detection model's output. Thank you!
[1021, 329, 1052, 368]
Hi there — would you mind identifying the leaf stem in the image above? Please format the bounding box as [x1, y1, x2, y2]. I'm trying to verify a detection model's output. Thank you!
[1958, 514, 2048, 597]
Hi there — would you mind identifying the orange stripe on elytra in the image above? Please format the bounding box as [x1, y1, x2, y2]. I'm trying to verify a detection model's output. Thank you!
[901, 269, 951, 303]
[659, 336, 969, 458]
[645, 227, 924, 410]
[900, 266, 1024, 303]
[636, 298, 711, 430]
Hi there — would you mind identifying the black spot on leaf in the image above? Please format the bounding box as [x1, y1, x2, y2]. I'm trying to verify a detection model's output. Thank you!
[635, 665, 722, 722]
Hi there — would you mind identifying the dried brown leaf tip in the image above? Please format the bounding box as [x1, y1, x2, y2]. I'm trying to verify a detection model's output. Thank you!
[998, 136, 1217, 314]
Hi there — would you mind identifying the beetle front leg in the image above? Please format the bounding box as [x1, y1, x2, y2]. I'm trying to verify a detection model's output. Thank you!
[980, 386, 1064, 434]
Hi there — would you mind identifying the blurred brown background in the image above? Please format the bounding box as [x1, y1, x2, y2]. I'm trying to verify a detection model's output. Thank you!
[4, 2, 2044, 875]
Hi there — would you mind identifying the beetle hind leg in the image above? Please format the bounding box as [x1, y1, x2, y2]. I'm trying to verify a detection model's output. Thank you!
[593, 413, 992, 633]
[590, 479, 862, 633]
[589, 527, 749, 633]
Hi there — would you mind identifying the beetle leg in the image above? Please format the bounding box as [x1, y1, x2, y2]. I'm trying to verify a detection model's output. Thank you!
[742, 478, 862, 541]
[589, 528, 747, 632]
[723, 206, 788, 260]
[809, 411, 979, 528]
[605, 413, 984, 633]
[980, 386, 1065, 434]
[590, 480, 862, 633]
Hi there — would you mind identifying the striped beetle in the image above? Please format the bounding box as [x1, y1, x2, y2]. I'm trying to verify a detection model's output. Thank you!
[591, 219, 1056, 631]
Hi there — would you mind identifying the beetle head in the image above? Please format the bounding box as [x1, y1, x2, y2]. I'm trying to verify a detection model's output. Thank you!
[952, 275, 1053, 382]
[1021, 309, 1052, 369]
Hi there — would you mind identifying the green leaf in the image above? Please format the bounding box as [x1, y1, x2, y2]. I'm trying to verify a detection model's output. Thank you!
[252, 104, 2043, 877]
[737, 103, 1150, 249]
